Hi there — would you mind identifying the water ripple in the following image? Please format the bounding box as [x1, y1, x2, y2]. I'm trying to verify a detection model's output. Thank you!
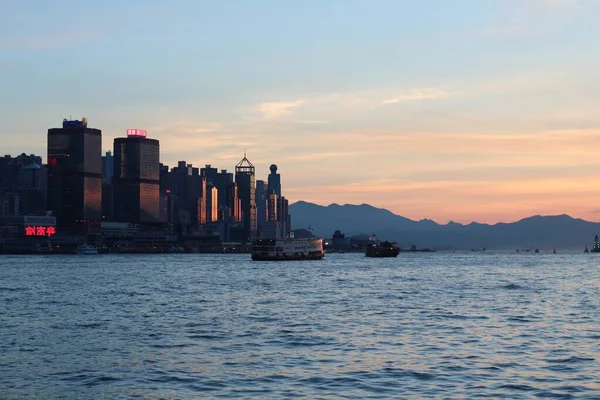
[0, 253, 599, 398]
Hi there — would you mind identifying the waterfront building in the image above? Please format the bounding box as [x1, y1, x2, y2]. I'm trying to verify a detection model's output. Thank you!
[207, 184, 218, 224]
[47, 118, 102, 233]
[267, 164, 281, 197]
[0, 215, 56, 253]
[0, 153, 42, 194]
[262, 164, 290, 240]
[113, 129, 160, 224]
[101, 151, 114, 221]
[235, 153, 257, 243]
[256, 180, 267, 236]
[169, 161, 202, 228]
[17, 163, 46, 215]
[0, 193, 19, 216]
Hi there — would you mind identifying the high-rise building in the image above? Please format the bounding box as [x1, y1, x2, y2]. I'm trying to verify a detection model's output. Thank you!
[267, 164, 281, 197]
[235, 153, 257, 242]
[47, 118, 102, 233]
[214, 169, 234, 221]
[113, 129, 160, 224]
[256, 180, 267, 236]
[169, 161, 202, 227]
[101, 151, 114, 221]
[208, 184, 218, 223]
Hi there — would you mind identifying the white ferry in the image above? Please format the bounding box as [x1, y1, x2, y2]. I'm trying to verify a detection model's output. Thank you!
[251, 237, 325, 261]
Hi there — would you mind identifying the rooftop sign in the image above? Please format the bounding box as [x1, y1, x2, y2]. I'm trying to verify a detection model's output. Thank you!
[127, 129, 147, 137]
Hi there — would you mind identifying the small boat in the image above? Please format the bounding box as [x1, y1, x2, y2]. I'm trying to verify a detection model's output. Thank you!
[585, 245, 589, 253]
[251, 237, 325, 261]
[76, 244, 98, 255]
[534, 249, 539, 253]
[553, 249, 556, 254]
[591, 235, 600, 253]
[366, 241, 400, 258]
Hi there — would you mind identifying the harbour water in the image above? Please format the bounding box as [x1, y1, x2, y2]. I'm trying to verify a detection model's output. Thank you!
[1, 253, 599, 398]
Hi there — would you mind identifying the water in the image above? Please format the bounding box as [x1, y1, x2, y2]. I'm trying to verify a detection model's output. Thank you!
[1, 253, 599, 399]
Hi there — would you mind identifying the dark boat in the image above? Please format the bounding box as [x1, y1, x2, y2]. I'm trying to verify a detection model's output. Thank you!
[591, 235, 600, 253]
[365, 241, 400, 258]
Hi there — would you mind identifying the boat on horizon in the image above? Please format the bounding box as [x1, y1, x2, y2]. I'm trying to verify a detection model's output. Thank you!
[591, 235, 600, 253]
[76, 244, 98, 255]
[365, 241, 400, 258]
[251, 237, 325, 261]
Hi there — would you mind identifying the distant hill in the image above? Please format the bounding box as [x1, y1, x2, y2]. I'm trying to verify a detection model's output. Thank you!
[289, 201, 600, 250]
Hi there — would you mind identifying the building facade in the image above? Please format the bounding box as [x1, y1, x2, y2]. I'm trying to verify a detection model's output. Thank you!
[47, 118, 102, 233]
[113, 130, 160, 224]
[235, 154, 257, 243]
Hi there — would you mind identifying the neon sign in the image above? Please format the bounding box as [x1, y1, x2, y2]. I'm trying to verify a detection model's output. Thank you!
[25, 226, 56, 237]
[126, 129, 147, 137]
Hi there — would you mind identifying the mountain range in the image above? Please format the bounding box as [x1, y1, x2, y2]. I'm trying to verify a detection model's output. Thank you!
[289, 201, 600, 250]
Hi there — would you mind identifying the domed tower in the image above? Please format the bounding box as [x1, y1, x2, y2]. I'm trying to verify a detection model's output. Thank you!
[267, 164, 281, 196]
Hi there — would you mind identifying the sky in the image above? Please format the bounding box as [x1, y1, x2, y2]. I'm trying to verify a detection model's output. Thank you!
[2, 0, 600, 224]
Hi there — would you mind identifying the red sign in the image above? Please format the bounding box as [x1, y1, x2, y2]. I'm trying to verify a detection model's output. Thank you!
[25, 226, 56, 237]
[127, 129, 147, 137]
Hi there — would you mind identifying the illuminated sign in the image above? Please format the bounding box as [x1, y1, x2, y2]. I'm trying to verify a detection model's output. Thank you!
[25, 226, 56, 237]
[127, 129, 147, 137]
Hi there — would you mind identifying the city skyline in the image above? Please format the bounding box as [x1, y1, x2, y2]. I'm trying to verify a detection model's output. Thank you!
[2, 0, 600, 224]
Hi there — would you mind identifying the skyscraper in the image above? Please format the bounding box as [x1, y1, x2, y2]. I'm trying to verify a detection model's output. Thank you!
[101, 151, 114, 221]
[267, 164, 281, 197]
[47, 118, 102, 233]
[169, 161, 202, 227]
[256, 180, 267, 236]
[235, 153, 257, 243]
[113, 129, 160, 224]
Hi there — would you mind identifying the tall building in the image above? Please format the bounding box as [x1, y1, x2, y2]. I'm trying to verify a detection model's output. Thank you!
[214, 169, 234, 221]
[256, 180, 267, 236]
[262, 164, 290, 239]
[267, 164, 281, 196]
[101, 151, 114, 221]
[169, 161, 202, 227]
[235, 153, 257, 243]
[207, 184, 218, 223]
[113, 129, 160, 224]
[47, 118, 102, 233]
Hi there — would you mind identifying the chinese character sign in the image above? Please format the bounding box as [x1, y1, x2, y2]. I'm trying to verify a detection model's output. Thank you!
[24, 226, 56, 237]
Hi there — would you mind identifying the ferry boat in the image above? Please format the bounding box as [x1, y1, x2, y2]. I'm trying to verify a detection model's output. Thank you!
[365, 241, 400, 258]
[251, 237, 325, 261]
[76, 244, 98, 255]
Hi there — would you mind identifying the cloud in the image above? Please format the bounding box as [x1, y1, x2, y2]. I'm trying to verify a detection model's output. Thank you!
[380, 89, 451, 105]
[254, 100, 305, 119]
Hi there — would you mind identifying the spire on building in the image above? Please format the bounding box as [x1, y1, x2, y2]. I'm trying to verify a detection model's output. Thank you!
[236, 152, 254, 174]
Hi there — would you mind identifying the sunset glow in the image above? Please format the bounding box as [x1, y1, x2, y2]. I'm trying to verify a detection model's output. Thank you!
[2, 0, 599, 224]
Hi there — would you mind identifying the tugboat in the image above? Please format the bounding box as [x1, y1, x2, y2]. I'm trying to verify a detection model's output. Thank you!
[251, 234, 325, 261]
[365, 241, 400, 258]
